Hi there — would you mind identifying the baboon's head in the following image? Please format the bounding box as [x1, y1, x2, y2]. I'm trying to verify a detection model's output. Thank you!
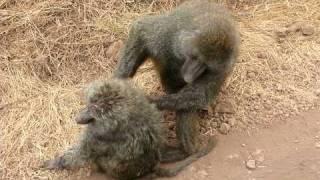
[75, 79, 131, 134]
[180, 22, 239, 83]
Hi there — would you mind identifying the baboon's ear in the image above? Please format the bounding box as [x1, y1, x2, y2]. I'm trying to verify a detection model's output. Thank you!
[75, 107, 94, 124]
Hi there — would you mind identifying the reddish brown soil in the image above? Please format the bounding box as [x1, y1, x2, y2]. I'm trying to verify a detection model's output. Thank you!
[85, 111, 320, 180]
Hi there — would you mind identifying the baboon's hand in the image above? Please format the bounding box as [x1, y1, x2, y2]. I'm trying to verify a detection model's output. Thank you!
[41, 157, 65, 170]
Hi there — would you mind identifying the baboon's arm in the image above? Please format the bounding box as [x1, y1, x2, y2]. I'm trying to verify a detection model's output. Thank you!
[113, 25, 148, 78]
[42, 135, 92, 170]
[58, 142, 92, 168]
[152, 73, 226, 111]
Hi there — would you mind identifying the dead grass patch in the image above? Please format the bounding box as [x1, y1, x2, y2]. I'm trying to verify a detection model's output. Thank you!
[1, 0, 320, 179]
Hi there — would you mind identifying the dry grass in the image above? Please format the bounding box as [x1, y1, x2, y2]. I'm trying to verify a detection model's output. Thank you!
[1, 0, 320, 179]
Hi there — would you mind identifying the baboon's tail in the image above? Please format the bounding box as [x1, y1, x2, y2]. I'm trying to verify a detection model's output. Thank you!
[155, 136, 217, 177]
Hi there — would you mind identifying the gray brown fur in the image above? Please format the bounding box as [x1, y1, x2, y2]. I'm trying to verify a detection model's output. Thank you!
[114, 0, 239, 154]
[42, 79, 216, 179]
[42, 79, 163, 179]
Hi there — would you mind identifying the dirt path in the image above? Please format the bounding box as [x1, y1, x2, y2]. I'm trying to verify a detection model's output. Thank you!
[85, 111, 320, 180]
[161, 111, 320, 180]
[83, 112, 320, 180]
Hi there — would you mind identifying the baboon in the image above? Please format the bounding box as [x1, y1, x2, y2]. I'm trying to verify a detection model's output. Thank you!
[114, 0, 239, 154]
[42, 79, 215, 180]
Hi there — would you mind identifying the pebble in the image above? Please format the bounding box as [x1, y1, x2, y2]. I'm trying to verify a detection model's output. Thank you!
[286, 22, 303, 33]
[215, 100, 235, 114]
[257, 52, 267, 59]
[301, 25, 315, 36]
[247, 72, 256, 79]
[315, 142, 320, 149]
[219, 123, 231, 135]
[246, 160, 257, 170]
[275, 28, 288, 38]
[228, 118, 236, 127]
[211, 122, 218, 128]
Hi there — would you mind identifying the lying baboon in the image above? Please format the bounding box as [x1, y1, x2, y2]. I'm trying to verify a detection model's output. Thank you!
[114, 0, 239, 154]
[42, 79, 215, 180]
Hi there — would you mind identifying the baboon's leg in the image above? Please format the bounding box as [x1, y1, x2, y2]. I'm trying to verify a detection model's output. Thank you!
[176, 110, 201, 155]
[42, 137, 91, 169]
[155, 136, 217, 177]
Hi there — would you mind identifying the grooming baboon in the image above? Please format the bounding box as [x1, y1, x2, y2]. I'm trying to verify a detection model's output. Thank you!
[114, 0, 239, 154]
[42, 79, 215, 180]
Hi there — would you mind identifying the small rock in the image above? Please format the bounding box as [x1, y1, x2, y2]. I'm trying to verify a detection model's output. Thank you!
[246, 160, 257, 170]
[221, 116, 228, 123]
[207, 105, 214, 115]
[211, 122, 218, 128]
[247, 72, 256, 79]
[241, 143, 246, 147]
[315, 90, 320, 97]
[277, 38, 285, 43]
[301, 25, 315, 36]
[228, 118, 236, 127]
[257, 52, 267, 59]
[315, 142, 320, 149]
[275, 28, 288, 38]
[219, 123, 231, 135]
[215, 100, 235, 114]
[286, 22, 304, 33]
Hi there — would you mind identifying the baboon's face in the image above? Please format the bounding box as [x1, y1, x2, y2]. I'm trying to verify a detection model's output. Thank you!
[75, 106, 94, 124]
[75, 81, 129, 135]
[181, 46, 207, 83]
[75, 101, 121, 135]
[76, 95, 125, 134]
[181, 51, 231, 83]
[180, 29, 235, 83]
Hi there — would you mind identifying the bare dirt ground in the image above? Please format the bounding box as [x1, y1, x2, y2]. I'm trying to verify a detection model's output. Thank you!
[1, 0, 320, 179]
[85, 110, 320, 180]
[165, 110, 320, 180]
